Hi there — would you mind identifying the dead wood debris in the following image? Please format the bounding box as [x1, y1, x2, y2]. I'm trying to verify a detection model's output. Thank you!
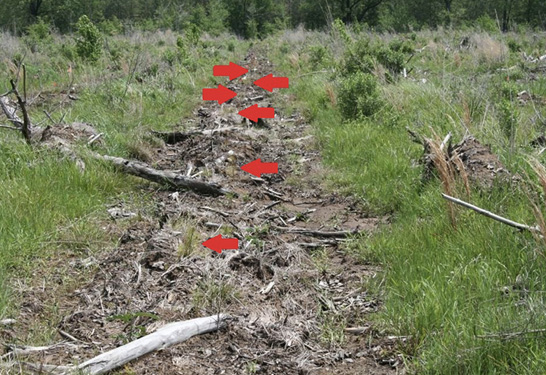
[2, 52, 393, 375]
[408, 128, 512, 189]
[94, 153, 233, 196]
[442, 193, 540, 233]
[477, 328, 546, 340]
[4, 315, 229, 375]
[151, 127, 245, 144]
[273, 226, 361, 238]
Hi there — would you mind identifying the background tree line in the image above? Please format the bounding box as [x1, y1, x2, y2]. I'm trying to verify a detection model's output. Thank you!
[1, 0, 545, 37]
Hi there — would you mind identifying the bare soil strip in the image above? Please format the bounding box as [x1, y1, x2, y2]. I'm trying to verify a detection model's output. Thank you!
[2, 52, 400, 374]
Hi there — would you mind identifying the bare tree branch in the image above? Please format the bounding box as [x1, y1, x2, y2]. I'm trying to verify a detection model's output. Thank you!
[441, 193, 540, 233]
[9, 66, 32, 144]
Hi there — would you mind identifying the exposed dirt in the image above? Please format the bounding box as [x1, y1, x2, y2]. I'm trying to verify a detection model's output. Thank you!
[417, 130, 513, 190]
[1, 52, 403, 374]
[452, 136, 512, 188]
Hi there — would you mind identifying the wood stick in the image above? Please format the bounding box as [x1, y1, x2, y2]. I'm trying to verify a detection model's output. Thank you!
[441, 193, 540, 232]
[87, 133, 103, 146]
[94, 153, 233, 197]
[297, 240, 345, 247]
[200, 206, 230, 217]
[203, 222, 222, 228]
[477, 328, 546, 340]
[253, 201, 281, 218]
[274, 226, 359, 238]
[0, 96, 23, 128]
[5, 361, 72, 373]
[72, 314, 229, 375]
[260, 281, 275, 295]
[58, 329, 86, 344]
[43, 110, 57, 125]
[440, 132, 452, 151]
[345, 326, 371, 335]
[1, 343, 79, 359]
[0, 318, 15, 326]
[9, 77, 31, 144]
[0, 124, 19, 131]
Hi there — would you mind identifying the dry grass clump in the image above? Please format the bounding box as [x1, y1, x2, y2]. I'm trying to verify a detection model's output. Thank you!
[469, 33, 508, 64]
[288, 52, 301, 69]
[325, 83, 336, 106]
[280, 25, 312, 44]
[426, 131, 470, 227]
[118, 29, 178, 47]
[0, 32, 22, 58]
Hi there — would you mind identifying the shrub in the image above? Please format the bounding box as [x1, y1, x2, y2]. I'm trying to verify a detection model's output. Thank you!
[339, 38, 374, 77]
[162, 49, 178, 66]
[332, 18, 351, 45]
[476, 15, 499, 33]
[24, 18, 52, 52]
[227, 40, 235, 52]
[185, 23, 202, 46]
[337, 72, 382, 120]
[60, 43, 77, 61]
[98, 17, 123, 36]
[376, 46, 405, 75]
[308, 44, 332, 69]
[176, 35, 189, 59]
[506, 38, 522, 53]
[498, 80, 520, 100]
[246, 19, 258, 39]
[340, 37, 412, 78]
[75, 15, 102, 62]
[498, 99, 518, 141]
[389, 38, 414, 54]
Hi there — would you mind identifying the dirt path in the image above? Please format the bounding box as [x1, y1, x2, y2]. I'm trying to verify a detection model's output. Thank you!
[4, 52, 400, 374]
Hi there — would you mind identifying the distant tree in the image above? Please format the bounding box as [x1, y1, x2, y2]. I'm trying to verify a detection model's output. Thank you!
[75, 15, 102, 62]
[338, 0, 384, 24]
[1, 0, 545, 35]
[223, 0, 284, 38]
[29, 0, 44, 19]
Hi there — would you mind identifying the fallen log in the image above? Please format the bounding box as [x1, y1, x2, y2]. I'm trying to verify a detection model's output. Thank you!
[94, 153, 233, 197]
[7, 314, 229, 375]
[73, 314, 229, 375]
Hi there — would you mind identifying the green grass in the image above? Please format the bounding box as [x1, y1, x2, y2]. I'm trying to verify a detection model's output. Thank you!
[265, 27, 546, 373]
[0, 30, 249, 322]
[2, 23, 546, 373]
[0, 139, 129, 316]
[371, 186, 546, 373]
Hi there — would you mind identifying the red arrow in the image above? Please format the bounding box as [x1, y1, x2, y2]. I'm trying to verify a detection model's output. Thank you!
[202, 84, 237, 104]
[213, 62, 248, 80]
[241, 158, 278, 177]
[202, 234, 239, 254]
[238, 104, 275, 122]
[254, 74, 289, 92]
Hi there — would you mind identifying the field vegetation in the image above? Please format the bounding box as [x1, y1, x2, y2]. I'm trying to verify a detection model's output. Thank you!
[1, 2, 546, 373]
[268, 24, 546, 373]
